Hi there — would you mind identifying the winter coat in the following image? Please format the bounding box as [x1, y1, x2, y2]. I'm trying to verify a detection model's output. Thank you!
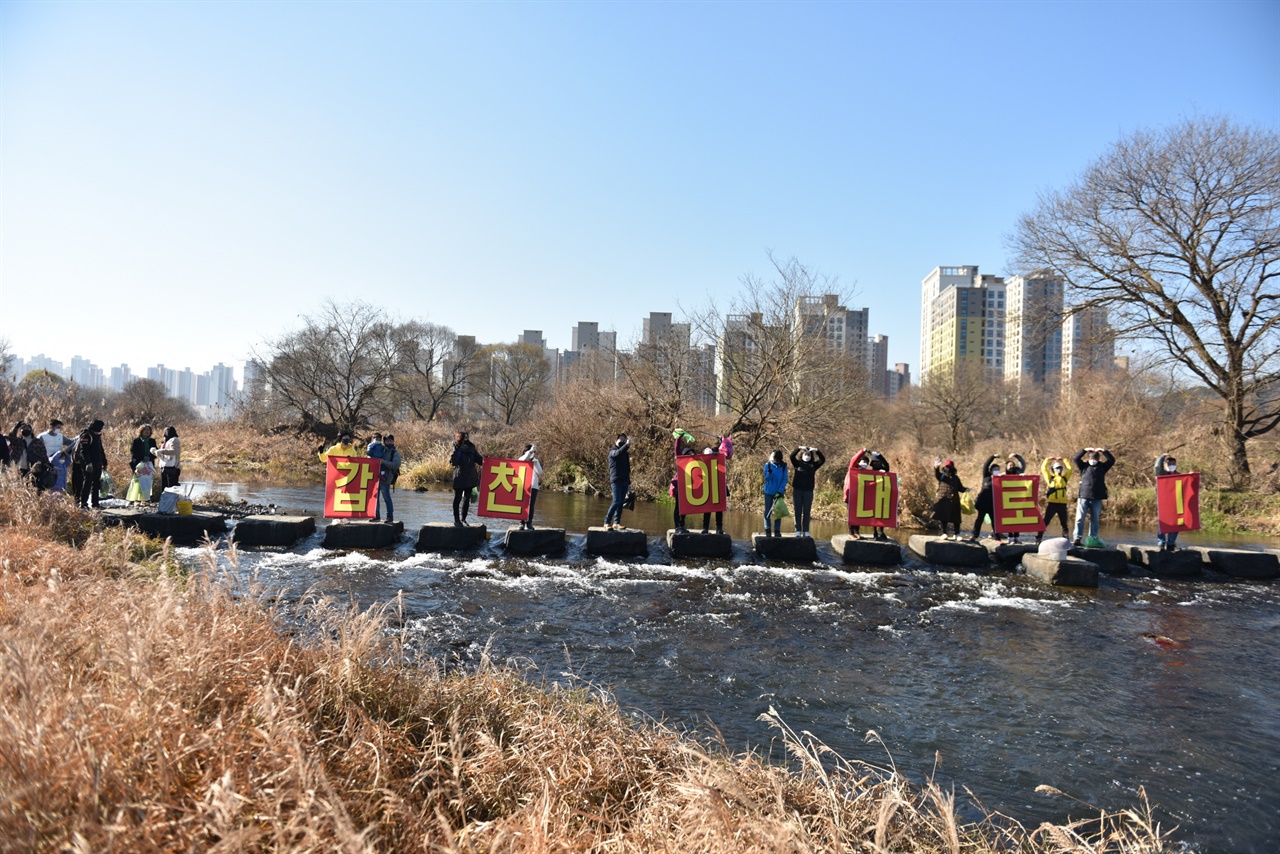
[450, 441, 483, 490]
[932, 466, 966, 524]
[130, 437, 157, 471]
[975, 455, 998, 512]
[157, 437, 182, 470]
[608, 440, 631, 484]
[789, 448, 825, 491]
[1074, 449, 1116, 500]
[519, 449, 543, 491]
[762, 460, 789, 496]
[1041, 457, 1072, 505]
[318, 441, 358, 462]
[75, 429, 107, 468]
[381, 447, 402, 483]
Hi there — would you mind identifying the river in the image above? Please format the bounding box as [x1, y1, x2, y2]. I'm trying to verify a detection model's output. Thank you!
[181, 477, 1280, 852]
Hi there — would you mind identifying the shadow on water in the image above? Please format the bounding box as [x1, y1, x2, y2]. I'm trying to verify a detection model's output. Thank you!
[182, 478, 1280, 851]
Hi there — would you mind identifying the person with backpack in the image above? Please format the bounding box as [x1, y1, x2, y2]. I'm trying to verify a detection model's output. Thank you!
[1038, 456, 1073, 543]
[74, 419, 108, 509]
[762, 450, 789, 537]
[1072, 447, 1116, 545]
[450, 431, 484, 527]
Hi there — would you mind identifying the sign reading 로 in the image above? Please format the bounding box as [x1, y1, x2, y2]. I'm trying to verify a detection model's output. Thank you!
[1157, 472, 1200, 534]
[477, 458, 535, 520]
[844, 470, 898, 528]
[992, 474, 1044, 534]
[324, 456, 382, 519]
[675, 453, 727, 516]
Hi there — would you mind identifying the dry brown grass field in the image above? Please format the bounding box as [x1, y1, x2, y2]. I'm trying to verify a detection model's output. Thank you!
[0, 473, 1174, 852]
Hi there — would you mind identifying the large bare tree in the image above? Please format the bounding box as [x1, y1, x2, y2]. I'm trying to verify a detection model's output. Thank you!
[1010, 117, 1280, 483]
[917, 360, 998, 453]
[390, 320, 475, 421]
[475, 343, 549, 426]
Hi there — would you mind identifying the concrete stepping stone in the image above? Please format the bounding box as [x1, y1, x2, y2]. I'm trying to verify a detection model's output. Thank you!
[415, 522, 488, 552]
[1184, 547, 1278, 579]
[1120, 544, 1203, 578]
[101, 508, 227, 545]
[502, 527, 567, 556]
[1022, 552, 1099, 587]
[1068, 546, 1130, 575]
[322, 520, 405, 550]
[233, 515, 316, 547]
[907, 535, 990, 568]
[984, 540, 1038, 567]
[585, 526, 648, 557]
[751, 533, 819, 564]
[666, 529, 733, 559]
[830, 534, 901, 566]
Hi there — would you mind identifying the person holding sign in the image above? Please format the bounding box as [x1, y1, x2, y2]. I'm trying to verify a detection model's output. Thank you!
[700, 435, 733, 535]
[845, 449, 896, 540]
[1155, 453, 1198, 551]
[1001, 454, 1028, 542]
[845, 449, 891, 539]
[790, 445, 826, 537]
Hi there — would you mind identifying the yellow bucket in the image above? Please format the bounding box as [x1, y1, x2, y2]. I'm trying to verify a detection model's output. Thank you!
[176, 499, 193, 516]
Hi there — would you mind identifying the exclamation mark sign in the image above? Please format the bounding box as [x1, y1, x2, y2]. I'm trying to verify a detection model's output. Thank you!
[1175, 478, 1185, 526]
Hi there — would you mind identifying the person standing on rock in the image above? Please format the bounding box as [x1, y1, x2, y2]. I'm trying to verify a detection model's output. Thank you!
[318, 432, 358, 461]
[670, 447, 696, 534]
[700, 434, 733, 535]
[156, 426, 182, 490]
[1155, 453, 1181, 551]
[762, 450, 789, 537]
[967, 455, 1004, 543]
[1038, 456, 1072, 543]
[365, 432, 387, 521]
[450, 431, 484, 527]
[519, 443, 542, 530]
[604, 434, 632, 530]
[789, 445, 825, 538]
[379, 434, 402, 524]
[931, 458, 967, 540]
[845, 449, 892, 541]
[1072, 447, 1115, 546]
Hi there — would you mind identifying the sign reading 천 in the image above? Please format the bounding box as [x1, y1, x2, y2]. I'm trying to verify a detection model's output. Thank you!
[324, 456, 382, 519]
[477, 457, 534, 520]
[992, 474, 1045, 534]
[844, 470, 899, 528]
[675, 453, 727, 516]
[1157, 472, 1201, 534]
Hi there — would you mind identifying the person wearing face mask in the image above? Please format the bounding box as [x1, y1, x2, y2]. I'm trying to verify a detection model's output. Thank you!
[844, 448, 892, 540]
[38, 418, 73, 460]
[967, 455, 1004, 542]
[1038, 456, 1073, 543]
[699, 435, 733, 535]
[931, 458, 967, 540]
[762, 449, 789, 537]
[1155, 453, 1181, 551]
[518, 443, 542, 530]
[1001, 454, 1028, 542]
[1072, 446, 1116, 546]
[604, 433, 632, 530]
[789, 445, 825, 537]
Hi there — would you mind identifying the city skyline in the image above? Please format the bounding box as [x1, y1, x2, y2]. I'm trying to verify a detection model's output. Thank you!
[2, 2, 1275, 374]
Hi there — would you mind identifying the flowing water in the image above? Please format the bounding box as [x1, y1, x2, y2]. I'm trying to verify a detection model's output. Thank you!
[184, 478, 1280, 852]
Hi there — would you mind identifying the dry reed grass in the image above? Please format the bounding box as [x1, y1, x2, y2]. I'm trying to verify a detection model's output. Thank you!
[0, 481, 1175, 852]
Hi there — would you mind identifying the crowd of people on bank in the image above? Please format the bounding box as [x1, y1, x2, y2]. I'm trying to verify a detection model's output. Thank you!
[1, 418, 182, 509]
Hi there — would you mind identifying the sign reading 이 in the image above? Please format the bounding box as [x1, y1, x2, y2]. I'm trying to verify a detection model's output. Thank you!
[845, 471, 898, 528]
[675, 453, 728, 516]
[1157, 472, 1201, 534]
[477, 458, 535, 521]
[992, 474, 1045, 534]
[324, 456, 382, 519]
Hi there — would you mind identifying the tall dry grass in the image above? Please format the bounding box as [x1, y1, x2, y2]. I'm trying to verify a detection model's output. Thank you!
[0, 479, 1175, 852]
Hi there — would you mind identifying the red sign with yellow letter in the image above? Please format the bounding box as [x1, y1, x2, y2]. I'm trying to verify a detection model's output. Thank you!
[1157, 472, 1200, 534]
[324, 456, 382, 519]
[845, 471, 898, 528]
[477, 458, 535, 520]
[675, 453, 728, 516]
[992, 474, 1044, 534]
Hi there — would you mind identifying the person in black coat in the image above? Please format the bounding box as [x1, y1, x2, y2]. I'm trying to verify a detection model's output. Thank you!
[1072, 447, 1116, 545]
[931, 458, 967, 539]
[968, 455, 1004, 541]
[450, 431, 484, 526]
[74, 419, 108, 508]
[789, 446, 825, 537]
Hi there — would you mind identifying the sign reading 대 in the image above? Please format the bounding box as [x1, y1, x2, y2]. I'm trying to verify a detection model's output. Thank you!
[324, 456, 382, 519]
[477, 458, 535, 520]
[675, 453, 727, 516]
[1157, 472, 1200, 534]
[992, 474, 1044, 534]
[845, 470, 898, 528]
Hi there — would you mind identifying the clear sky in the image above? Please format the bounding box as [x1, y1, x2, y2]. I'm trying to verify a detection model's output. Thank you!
[2, 0, 1277, 377]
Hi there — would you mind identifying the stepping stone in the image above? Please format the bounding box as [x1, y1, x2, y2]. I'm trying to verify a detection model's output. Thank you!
[1120, 544, 1203, 578]
[666, 529, 733, 559]
[233, 515, 316, 547]
[415, 522, 488, 552]
[830, 534, 901, 566]
[585, 526, 648, 557]
[502, 527, 566, 556]
[985, 540, 1038, 567]
[323, 520, 405, 550]
[1185, 547, 1278, 580]
[751, 534, 819, 564]
[1022, 552, 1099, 587]
[101, 508, 227, 545]
[907, 535, 990, 568]
[1069, 546, 1130, 575]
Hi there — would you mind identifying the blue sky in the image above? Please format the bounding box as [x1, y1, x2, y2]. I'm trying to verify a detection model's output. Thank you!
[2, 0, 1277, 376]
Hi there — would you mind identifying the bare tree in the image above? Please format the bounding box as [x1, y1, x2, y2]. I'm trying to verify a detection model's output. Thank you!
[390, 320, 474, 421]
[252, 301, 398, 438]
[475, 343, 549, 426]
[111, 378, 195, 427]
[615, 327, 715, 441]
[917, 361, 998, 453]
[1010, 116, 1280, 484]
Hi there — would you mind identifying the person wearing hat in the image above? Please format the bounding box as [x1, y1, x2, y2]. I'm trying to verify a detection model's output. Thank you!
[74, 419, 108, 508]
[932, 457, 967, 540]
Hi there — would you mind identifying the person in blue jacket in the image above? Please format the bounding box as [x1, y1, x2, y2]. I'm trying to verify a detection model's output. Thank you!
[762, 449, 789, 537]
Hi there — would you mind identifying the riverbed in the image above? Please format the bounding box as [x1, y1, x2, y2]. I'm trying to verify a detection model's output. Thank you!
[181, 478, 1280, 852]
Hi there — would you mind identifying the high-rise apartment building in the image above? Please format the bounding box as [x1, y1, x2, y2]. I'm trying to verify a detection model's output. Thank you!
[869, 334, 889, 397]
[1062, 306, 1115, 381]
[1004, 274, 1064, 391]
[795, 295, 870, 367]
[920, 266, 1005, 382]
[888, 363, 911, 397]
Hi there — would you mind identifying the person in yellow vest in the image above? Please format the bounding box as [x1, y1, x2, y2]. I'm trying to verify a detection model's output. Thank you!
[319, 432, 358, 462]
[1038, 455, 1073, 543]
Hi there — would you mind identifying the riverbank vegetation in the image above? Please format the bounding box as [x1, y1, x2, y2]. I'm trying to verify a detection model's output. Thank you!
[0, 478, 1174, 851]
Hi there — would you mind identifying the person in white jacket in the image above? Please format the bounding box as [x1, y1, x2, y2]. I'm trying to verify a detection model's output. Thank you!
[156, 426, 182, 489]
[519, 444, 544, 530]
